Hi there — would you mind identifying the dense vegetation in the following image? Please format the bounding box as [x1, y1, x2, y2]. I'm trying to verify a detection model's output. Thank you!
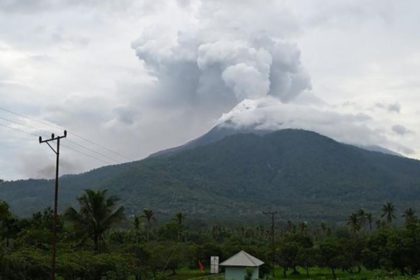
[1, 129, 420, 221]
[1, 190, 420, 279]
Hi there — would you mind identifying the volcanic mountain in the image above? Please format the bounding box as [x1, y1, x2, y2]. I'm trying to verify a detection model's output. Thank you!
[1, 128, 420, 222]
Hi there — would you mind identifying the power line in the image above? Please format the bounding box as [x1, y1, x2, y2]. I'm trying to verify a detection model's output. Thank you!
[0, 115, 50, 137]
[0, 106, 132, 161]
[0, 112, 124, 163]
[0, 106, 62, 131]
[0, 119, 118, 165]
[61, 143, 114, 165]
[0, 120, 37, 137]
[69, 132, 131, 161]
[66, 139, 121, 163]
[0, 115, 31, 128]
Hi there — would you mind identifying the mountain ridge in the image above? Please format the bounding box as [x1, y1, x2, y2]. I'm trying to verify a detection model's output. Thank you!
[1, 129, 419, 221]
[151, 125, 401, 158]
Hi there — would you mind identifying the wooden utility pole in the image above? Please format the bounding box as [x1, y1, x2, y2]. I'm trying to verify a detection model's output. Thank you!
[39, 130, 67, 280]
[263, 210, 277, 276]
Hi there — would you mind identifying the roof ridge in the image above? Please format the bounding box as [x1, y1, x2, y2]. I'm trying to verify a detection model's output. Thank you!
[242, 251, 258, 266]
[220, 250, 264, 267]
[221, 251, 241, 265]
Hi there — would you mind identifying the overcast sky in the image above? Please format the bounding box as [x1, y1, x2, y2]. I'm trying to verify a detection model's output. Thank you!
[1, 0, 420, 180]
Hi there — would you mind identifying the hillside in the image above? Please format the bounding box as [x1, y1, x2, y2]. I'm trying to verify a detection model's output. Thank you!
[1, 129, 420, 221]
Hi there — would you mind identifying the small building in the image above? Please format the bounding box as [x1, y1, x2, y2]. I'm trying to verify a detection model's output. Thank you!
[220, 250, 264, 280]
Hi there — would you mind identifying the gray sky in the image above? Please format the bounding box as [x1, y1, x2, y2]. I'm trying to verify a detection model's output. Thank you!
[1, 0, 420, 180]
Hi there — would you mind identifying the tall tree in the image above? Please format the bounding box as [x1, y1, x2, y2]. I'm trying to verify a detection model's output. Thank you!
[1, 216, 20, 247]
[133, 215, 141, 244]
[381, 202, 396, 224]
[299, 222, 308, 234]
[65, 189, 124, 252]
[141, 209, 156, 241]
[134, 215, 140, 231]
[174, 212, 185, 226]
[0, 201, 15, 246]
[174, 212, 186, 242]
[347, 213, 361, 233]
[319, 238, 342, 279]
[365, 212, 373, 231]
[402, 208, 417, 226]
[0, 200, 10, 221]
[356, 209, 366, 229]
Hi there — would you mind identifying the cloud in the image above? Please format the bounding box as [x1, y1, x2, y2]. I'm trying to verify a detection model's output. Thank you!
[18, 152, 82, 179]
[392, 124, 412, 136]
[131, 0, 311, 113]
[388, 103, 401, 113]
[376, 102, 401, 113]
[217, 97, 413, 155]
[222, 63, 269, 100]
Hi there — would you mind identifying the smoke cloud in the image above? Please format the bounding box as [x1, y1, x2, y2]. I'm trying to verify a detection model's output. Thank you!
[131, 0, 311, 115]
[128, 0, 412, 157]
[217, 97, 414, 155]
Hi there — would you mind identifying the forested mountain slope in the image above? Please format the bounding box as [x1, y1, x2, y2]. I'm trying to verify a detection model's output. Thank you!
[1, 129, 420, 221]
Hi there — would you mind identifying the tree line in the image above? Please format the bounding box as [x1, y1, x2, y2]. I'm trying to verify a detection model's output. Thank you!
[0, 189, 419, 279]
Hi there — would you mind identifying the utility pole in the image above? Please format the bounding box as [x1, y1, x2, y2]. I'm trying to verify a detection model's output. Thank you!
[263, 210, 277, 276]
[39, 130, 67, 280]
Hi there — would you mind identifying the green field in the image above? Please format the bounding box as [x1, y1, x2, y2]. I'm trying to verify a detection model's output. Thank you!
[170, 267, 420, 280]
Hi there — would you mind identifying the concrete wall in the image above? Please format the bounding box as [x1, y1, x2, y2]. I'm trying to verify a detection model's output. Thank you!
[224, 266, 259, 280]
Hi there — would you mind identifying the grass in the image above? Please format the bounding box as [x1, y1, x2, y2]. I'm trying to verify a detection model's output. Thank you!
[171, 267, 420, 280]
[169, 268, 223, 280]
[271, 267, 420, 279]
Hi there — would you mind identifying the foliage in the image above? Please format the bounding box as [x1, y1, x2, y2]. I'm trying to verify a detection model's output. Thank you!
[1, 189, 420, 279]
[64, 189, 125, 252]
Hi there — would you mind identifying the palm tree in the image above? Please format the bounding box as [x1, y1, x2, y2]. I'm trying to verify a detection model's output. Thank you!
[299, 222, 308, 234]
[65, 189, 124, 252]
[287, 220, 295, 232]
[0, 201, 10, 221]
[402, 208, 417, 226]
[141, 209, 156, 241]
[133, 215, 141, 244]
[1, 216, 19, 247]
[174, 212, 185, 225]
[375, 219, 384, 229]
[357, 209, 366, 228]
[0, 201, 14, 246]
[366, 213, 373, 231]
[381, 202, 396, 224]
[320, 222, 329, 236]
[347, 213, 361, 233]
[174, 212, 186, 241]
[134, 215, 140, 231]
